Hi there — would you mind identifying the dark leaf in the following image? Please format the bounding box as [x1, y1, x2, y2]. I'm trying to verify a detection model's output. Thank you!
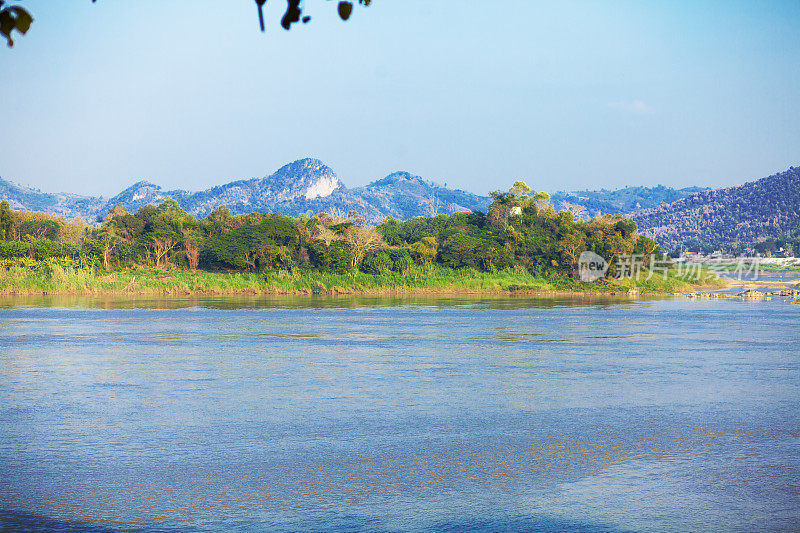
[0, 10, 15, 46]
[9, 7, 32, 33]
[0, 5, 33, 46]
[338, 1, 353, 21]
[281, 0, 301, 30]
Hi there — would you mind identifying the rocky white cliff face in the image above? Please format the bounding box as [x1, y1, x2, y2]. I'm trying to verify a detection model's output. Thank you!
[303, 174, 339, 199]
[264, 158, 342, 201]
[132, 189, 162, 203]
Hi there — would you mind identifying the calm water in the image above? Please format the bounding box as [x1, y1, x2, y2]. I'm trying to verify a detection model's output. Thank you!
[0, 291, 798, 532]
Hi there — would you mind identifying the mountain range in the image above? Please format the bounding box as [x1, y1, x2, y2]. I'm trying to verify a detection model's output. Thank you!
[0, 158, 708, 223]
[1, 158, 798, 250]
[0, 159, 490, 224]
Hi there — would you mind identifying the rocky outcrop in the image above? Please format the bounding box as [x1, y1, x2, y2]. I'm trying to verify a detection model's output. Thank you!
[737, 289, 765, 298]
[770, 288, 800, 297]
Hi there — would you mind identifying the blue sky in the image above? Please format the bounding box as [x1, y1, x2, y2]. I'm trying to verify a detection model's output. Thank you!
[1, 0, 798, 196]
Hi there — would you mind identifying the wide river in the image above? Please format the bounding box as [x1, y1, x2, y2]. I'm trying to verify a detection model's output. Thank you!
[0, 290, 798, 532]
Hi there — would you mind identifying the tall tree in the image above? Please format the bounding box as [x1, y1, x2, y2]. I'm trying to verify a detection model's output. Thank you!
[0, 200, 13, 240]
[410, 236, 437, 265]
[342, 224, 382, 268]
[140, 199, 193, 268]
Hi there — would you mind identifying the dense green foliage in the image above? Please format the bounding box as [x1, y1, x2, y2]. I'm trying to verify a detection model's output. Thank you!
[0, 184, 664, 283]
[376, 192, 660, 278]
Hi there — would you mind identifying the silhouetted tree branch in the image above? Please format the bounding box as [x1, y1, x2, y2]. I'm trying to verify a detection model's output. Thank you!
[1, 0, 373, 48]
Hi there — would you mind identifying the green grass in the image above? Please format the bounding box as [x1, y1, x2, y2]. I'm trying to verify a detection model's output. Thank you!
[0, 263, 725, 296]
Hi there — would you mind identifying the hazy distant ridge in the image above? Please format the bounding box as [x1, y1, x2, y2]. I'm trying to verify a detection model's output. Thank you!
[551, 185, 708, 219]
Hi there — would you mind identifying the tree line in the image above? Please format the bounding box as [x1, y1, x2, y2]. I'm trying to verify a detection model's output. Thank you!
[0, 181, 661, 278]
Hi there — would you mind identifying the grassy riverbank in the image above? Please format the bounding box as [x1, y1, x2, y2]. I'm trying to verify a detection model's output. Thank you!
[0, 264, 726, 297]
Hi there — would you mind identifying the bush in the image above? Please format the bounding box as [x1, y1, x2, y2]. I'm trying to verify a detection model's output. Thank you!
[0, 240, 30, 258]
[390, 250, 414, 275]
[439, 234, 480, 269]
[361, 251, 392, 275]
[308, 241, 353, 274]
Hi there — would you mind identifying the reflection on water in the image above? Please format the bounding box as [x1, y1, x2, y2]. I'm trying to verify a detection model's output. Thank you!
[0, 293, 665, 311]
[0, 294, 798, 532]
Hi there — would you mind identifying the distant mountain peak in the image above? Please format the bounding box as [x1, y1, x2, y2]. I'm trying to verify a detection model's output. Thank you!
[266, 158, 342, 199]
[369, 171, 438, 189]
[104, 181, 170, 213]
[126, 180, 160, 189]
[274, 157, 329, 174]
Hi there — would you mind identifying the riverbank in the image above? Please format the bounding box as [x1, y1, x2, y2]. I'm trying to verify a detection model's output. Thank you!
[0, 264, 726, 297]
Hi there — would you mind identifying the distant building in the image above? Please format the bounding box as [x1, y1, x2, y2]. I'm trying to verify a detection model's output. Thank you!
[510, 206, 522, 216]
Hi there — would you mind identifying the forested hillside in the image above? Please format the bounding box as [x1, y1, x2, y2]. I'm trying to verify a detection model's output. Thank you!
[631, 166, 800, 251]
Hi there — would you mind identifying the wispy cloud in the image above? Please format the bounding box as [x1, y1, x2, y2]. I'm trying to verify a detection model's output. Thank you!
[607, 100, 654, 115]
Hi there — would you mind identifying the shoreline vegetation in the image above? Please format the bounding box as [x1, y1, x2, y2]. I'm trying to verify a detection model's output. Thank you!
[0, 264, 726, 297]
[0, 180, 752, 299]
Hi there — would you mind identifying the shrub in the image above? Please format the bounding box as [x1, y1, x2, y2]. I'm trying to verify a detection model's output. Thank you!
[361, 251, 392, 275]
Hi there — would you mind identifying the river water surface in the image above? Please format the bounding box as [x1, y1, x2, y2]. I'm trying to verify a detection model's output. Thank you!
[0, 292, 798, 532]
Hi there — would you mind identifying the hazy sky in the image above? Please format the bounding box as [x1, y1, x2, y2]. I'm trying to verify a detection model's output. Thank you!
[1, 1, 798, 196]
